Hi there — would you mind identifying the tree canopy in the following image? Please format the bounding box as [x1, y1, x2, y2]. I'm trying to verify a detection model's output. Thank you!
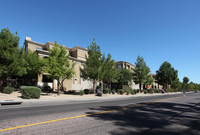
[43, 41, 75, 94]
[118, 68, 132, 87]
[171, 78, 181, 90]
[101, 53, 118, 89]
[0, 28, 20, 79]
[183, 77, 189, 84]
[80, 39, 103, 93]
[182, 77, 190, 89]
[156, 61, 178, 89]
[133, 56, 152, 90]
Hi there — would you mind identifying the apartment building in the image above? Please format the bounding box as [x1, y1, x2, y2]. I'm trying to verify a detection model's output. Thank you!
[115, 61, 162, 90]
[24, 37, 93, 91]
[115, 61, 140, 89]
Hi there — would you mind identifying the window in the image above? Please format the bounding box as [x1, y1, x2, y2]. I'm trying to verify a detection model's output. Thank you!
[118, 64, 122, 69]
[74, 78, 77, 84]
[81, 64, 85, 69]
[35, 47, 42, 51]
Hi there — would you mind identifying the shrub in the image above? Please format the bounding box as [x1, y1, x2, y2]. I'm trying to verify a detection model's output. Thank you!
[136, 89, 140, 93]
[123, 86, 133, 95]
[153, 89, 157, 93]
[3, 87, 14, 94]
[155, 89, 161, 93]
[115, 89, 119, 93]
[148, 89, 153, 94]
[118, 89, 124, 95]
[20, 86, 41, 99]
[167, 88, 175, 93]
[84, 89, 90, 94]
[130, 90, 136, 95]
[144, 90, 148, 94]
[103, 88, 110, 94]
[80, 90, 84, 96]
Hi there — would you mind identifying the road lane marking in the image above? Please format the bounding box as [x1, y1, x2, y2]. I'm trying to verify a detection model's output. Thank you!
[0, 96, 182, 132]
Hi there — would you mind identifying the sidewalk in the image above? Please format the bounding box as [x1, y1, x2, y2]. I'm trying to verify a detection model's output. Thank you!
[0, 91, 182, 105]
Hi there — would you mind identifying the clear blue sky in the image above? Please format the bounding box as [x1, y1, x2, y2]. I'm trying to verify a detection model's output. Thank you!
[0, 0, 200, 83]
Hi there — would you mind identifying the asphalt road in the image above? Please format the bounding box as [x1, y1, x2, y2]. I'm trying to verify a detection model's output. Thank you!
[0, 92, 199, 135]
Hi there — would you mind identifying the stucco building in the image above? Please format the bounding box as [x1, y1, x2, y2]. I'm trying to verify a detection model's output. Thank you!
[24, 37, 93, 91]
[115, 61, 140, 89]
[115, 61, 162, 90]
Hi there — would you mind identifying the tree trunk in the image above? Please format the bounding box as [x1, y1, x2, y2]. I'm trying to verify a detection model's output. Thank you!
[6, 77, 9, 87]
[108, 82, 111, 90]
[61, 80, 64, 92]
[57, 77, 60, 95]
[57, 82, 60, 95]
[93, 80, 96, 94]
[139, 83, 142, 92]
[101, 81, 104, 90]
[0, 78, 2, 91]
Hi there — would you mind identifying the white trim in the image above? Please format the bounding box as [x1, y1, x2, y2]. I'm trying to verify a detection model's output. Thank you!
[38, 53, 49, 57]
[77, 48, 88, 52]
[28, 43, 44, 47]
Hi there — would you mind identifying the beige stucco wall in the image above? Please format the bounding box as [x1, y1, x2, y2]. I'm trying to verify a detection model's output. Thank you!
[62, 61, 93, 91]
[77, 49, 87, 61]
[129, 81, 140, 89]
[61, 61, 81, 91]
[27, 43, 43, 52]
[62, 78, 73, 91]
[73, 61, 82, 85]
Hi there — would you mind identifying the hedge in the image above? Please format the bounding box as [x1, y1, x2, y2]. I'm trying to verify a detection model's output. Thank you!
[20, 86, 41, 99]
[3, 87, 14, 94]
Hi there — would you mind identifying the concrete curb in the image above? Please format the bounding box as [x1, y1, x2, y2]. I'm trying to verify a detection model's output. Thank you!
[0, 92, 185, 107]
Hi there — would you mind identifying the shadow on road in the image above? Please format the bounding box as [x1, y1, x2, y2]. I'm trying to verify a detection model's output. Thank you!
[86, 100, 200, 135]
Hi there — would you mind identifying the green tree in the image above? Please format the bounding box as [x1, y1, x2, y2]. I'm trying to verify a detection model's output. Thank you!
[101, 53, 118, 90]
[144, 73, 154, 89]
[133, 56, 152, 90]
[7, 48, 43, 86]
[0, 28, 20, 87]
[183, 77, 189, 84]
[182, 77, 189, 90]
[8, 48, 27, 78]
[43, 41, 75, 94]
[171, 78, 181, 90]
[118, 68, 132, 88]
[156, 61, 178, 89]
[25, 51, 43, 78]
[188, 82, 195, 91]
[80, 39, 103, 93]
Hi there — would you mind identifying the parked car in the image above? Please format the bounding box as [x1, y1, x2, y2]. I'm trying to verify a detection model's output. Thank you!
[159, 89, 165, 93]
[194, 90, 199, 93]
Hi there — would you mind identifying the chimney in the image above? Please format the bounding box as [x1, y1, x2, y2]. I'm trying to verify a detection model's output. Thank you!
[25, 37, 32, 41]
